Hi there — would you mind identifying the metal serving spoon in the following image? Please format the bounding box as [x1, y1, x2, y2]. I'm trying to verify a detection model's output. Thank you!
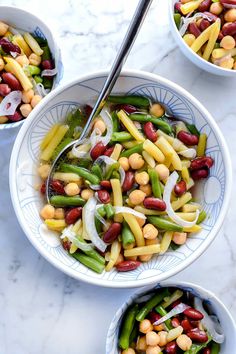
[46, 0, 153, 202]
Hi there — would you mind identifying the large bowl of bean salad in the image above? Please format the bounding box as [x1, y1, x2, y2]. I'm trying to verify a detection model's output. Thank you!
[9, 70, 231, 288]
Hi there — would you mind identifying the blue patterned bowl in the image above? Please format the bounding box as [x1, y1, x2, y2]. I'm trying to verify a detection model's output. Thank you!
[9, 70, 232, 288]
[0, 6, 63, 131]
[106, 281, 236, 353]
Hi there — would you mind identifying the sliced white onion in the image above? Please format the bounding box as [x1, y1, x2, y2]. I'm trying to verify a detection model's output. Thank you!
[83, 197, 107, 252]
[119, 166, 125, 186]
[153, 303, 190, 325]
[179, 12, 213, 36]
[194, 297, 225, 344]
[114, 206, 146, 220]
[90, 184, 101, 191]
[32, 81, 49, 97]
[95, 209, 107, 226]
[71, 142, 91, 158]
[178, 148, 197, 159]
[60, 225, 93, 252]
[163, 171, 199, 227]
[135, 293, 155, 304]
[0, 91, 22, 116]
[10, 51, 18, 58]
[41, 68, 58, 77]
[90, 127, 101, 147]
[94, 155, 125, 185]
[99, 109, 113, 146]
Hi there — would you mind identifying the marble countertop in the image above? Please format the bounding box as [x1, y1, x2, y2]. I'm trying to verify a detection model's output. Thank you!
[0, 0, 235, 353]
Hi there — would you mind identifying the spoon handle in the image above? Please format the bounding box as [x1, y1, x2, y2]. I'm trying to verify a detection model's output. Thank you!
[80, 0, 153, 140]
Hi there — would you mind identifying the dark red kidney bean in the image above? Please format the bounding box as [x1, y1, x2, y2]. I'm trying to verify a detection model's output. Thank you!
[40, 183, 46, 194]
[62, 239, 71, 251]
[218, 31, 224, 41]
[103, 222, 122, 243]
[2, 72, 22, 91]
[198, 0, 211, 12]
[148, 311, 161, 324]
[0, 83, 11, 96]
[174, 180, 187, 197]
[177, 130, 199, 146]
[143, 197, 166, 211]
[204, 11, 218, 21]
[100, 180, 112, 190]
[187, 328, 208, 343]
[188, 22, 201, 37]
[189, 320, 200, 327]
[65, 207, 82, 225]
[90, 142, 107, 160]
[171, 300, 181, 308]
[8, 111, 22, 122]
[183, 307, 204, 320]
[165, 341, 177, 354]
[115, 260, 141, 272]
[191, 168, 209, 180]
[122, 171, 135, 192]
[41, 59, 54, 70]
[171, 317, 180, 328]
[181, 318, 194, 333]
[222, 22, 236, 36]
[174, 2, 183, 14]
[143, 121, 158, 142]
[190, 156, 214, 171]
[84, 104, 93, 118]
[120, 104, 137, 114]
[50, 180, 65, 194]
[203, 348, 211, 354]
[0, 38, 21, 54]
[199, 19, 211, 31]
[220, 0, 236, 6]
[103, 146, 114, 157]
[97, 189, 110, 204]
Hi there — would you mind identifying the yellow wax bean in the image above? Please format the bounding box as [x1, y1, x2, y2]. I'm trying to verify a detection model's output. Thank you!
[117, 110, 145, 142]
[157, 129, 174, 144]
[212, 47, 236, 59]
[172, 192, 192, 211]
[191, 23, 215, 53]
[124, 244, 161, 257]
[181, 166, 190, 183]
[45, 219, 66, 231]
[111, 179, 123, 222]
[123, 213, 145, 247]
[182, 203, 201, 213]
[134, 206, 165, 216]
[143, 139, 165, 163]
[4, 57, 33, 91]
[197, 133, 207, 157]
[203, 19, 221, 61]
[175, 212, 197, 221]
[12, 34, 32, 56]
[53, 172, 82, 183]
[160, 231, 173, 254]
[183, 224, 202, 233]
[40, 124, 60, 150]
[110, 143, 122, 161]
[155, 136, 182, 170]
[41, 125, 69, 161]
[105, 240, 121, 272]
[123, 141, 139, 149]
[181, 0, 203, 15]
[23, 32, 43, 56]
[142, 150, 156, 168]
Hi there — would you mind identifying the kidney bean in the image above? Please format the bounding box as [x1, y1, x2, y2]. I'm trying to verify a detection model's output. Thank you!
[40, 183, 46, 194]
[0, 83, 11, 96]
[148, 311, 161, 324]
[199, 19, 211, 31]
[100, 180, 112, 190]
[2, 72, 22, 91]
[90, 142, 107, 160]
[143, 121, 158, 142]
[222, 22, 236, 36]
[62, 239, 71, 251]
[218, 31, 224, 41]
[65, 207, 82, 225]
[143, 197, 166, 211]
[190, 156, 214, 171]
[103, 146, 114, 157]
[181, 318, 194, 333]
[189, 320, 200, 327]
[203, 348, 211, 354]
[198, 0, 211, 12]
[171, 300, 181, 308]
[187, 328, 208, 343]
[120, 104, 137, 114]
[188, 22, 201, 37]
[115, 260, 141, 272]
[177, 130, 199, 146]
[8, 111, 22, 122]
[41, 59, 54, 70]
[220, 0, 236, 6]
[165, 341, 177, 354]
[171, 317, 181, 328]
[175, 2, 183, 14]
[191, 168, 209, 180]
[84, 104, 93, 118]
[0, 38, 21, 54]
[103, 222, 122, 243]
[174, 180, 187, 197]
[50, 180, 65, 194]
[97, 189, 110, 204]
[122, 171, 135, 192]
[183, 307, 204, 320]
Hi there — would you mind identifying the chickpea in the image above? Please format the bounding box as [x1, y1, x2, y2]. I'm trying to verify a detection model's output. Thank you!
[149, 103, 165, 118]
[166, 326, 183, 342]
[115, 253, 124, 265]
[224, 8, 236, 22]
[139, 254, 152, 262]
[64, 182, 80, 196]
[81, 188, 94, 200]
[176, 334, 192, 351]
[121, 349, 136, 354]
[22, 89, 34, 104]
[0, 57, 4, 71]
[219, 57, 234, 69]
[146, 331, 160, 346]
[118, 157, 130, 171]
[129, 153, 144, 169]
[28, 53, 41, 66]
[146, 346, 162, 354]
[38, 164, 51, 179]
[153, 323, 165, 331]
[40, 204, 55, 219]
[220, 35, 235, 50]
[136, 217, 146, 227]
[135, 171, 149, 185]
[140, 184, 152, 196]
[0, 116, 8, 124]
[143, 223, 158, 239]
[210, 2, 223, 15]
[139, 319, 153, 334]
[54, 208, 65, 220]
[93, 118, 106, 134]
[155, 164, 169, 181]
[146, 238, 159, 246]
[20, 103, 32, 117]
[158, 331, 168, 347]
[173, 232, 187, 245]
[0, 21, 9, 36]
[31, 95, 42, 108]
[183, 33, 196, 47]
[15, 55, 29, 67]
[129, 190, 146, 205]
[136, 336, 147, 351]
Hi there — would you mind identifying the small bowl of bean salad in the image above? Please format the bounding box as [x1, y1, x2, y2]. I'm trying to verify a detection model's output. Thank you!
[0, 6, 62, 130]
[169, 0, 236, 75]
[106, 281, 236, 354]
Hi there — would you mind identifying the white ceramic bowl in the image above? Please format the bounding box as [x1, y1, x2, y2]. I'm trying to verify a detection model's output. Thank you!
[0, 5, 63, 131]
[9, 70, 232, 288]
[106, 281, 236, 353]
[169, 0, 236, 76]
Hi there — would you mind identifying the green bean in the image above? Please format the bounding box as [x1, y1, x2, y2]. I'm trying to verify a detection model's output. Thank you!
[129, 114, 172, 134]
[43, 77, 53, 89]
[184, 336, 212, 354]
[136, 289, 168, 322]
[129, 323, 139, 346]
[97, 205, 106, 218]
[112, 170, 120, 179]
[104, 204, 115, 219]
[27, 65, 41, 76]
[170, 241, 180, 251]
[91, 164, 103, 180]
[186, 123, 200, 137]
[111, 111, 120, 133]
[174, 13, 181, 29]
[33, 36, 47, 46]
[72, 253, 104, 273]
[41, 45, 51, 61]
[50, 195, 85, 207]
[108, 95, 150, 108]
[34, 75, 43, 84]
[147, 216, 183, 232]
[155, 305, 172, 330]
[76, 158, 91, 169]
[65, 108, 86, 138]
[120, 143, 143, 158]
[211, 342, 220, 354]
[162, 289, 183, 308]
[119, 304, 139, 350]
[105, 162, 120, 180]
[60, 163, 100, 184]
[76, 236, 105, 265]
[148, 168, 162, 198]
[122, 221, 135, 248]
[111, 132, 132, 142]
[197, 210, 207, 225]
[95, 217, 103, 234]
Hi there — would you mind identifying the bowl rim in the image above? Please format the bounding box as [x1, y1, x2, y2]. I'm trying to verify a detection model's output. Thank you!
[168, 0, 236, 75]
[0, 5, 62, 131]
[9, 69, 232, 288]
[106, 280, 236, 353]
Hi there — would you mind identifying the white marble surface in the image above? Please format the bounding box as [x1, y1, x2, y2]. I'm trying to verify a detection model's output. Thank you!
[0, 0, 235, 353]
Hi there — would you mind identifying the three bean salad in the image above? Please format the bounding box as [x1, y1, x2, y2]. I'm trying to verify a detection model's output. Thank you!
[118, 287, 223, 354]
[38, 95, 213, 274]
[174, 0, 236, 70]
